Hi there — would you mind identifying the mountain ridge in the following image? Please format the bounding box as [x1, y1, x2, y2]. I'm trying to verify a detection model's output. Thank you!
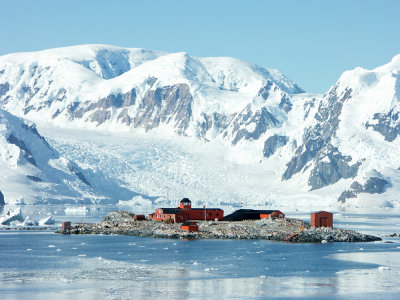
[0, 44, 399, 208]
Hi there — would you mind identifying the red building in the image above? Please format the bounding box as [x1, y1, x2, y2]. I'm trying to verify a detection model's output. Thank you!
[62, 221, 71, 230]
[181, 221, 199, 232]
[149, 198, 224, 223]
[311, 211, 333, 228]
[134, 215, 146, 221]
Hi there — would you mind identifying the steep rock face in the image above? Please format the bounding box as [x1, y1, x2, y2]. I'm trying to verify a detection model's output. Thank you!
[67, 88, 137, 125]
[132, 84, 192, 133]
[308, 145, 361, 190]
[0, 190, 4, 205]
[229, 105, 279, 145]
[366, 109, 400, 142]
[282, 86, 360, 190]
[338, 177, 390, 203]
[263, 135, 288, 157]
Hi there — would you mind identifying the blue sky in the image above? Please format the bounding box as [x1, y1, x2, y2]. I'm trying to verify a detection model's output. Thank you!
[1, 0, 399, 93]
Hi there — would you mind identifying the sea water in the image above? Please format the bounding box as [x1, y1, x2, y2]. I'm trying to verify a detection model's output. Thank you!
[1, 231, 400, 299]
[1, 205, 400, 299]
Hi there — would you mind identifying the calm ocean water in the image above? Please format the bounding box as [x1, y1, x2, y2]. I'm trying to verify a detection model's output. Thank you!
[1, 205, 400, 299]
[1, 231, 400, 299]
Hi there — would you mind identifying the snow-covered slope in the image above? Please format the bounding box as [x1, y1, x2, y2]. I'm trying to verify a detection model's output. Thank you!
[268, 54, 400, 208]
[0, 108, 135, 204]
[0, 44, 399, 209]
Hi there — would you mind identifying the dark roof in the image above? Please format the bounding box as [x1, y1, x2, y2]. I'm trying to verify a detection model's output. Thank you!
[159, 208, 181, 214]
[180, 198, 191, 203]
[182, 221, 198, 226]
[312, 211, 333, 215]
[189, 208, 223, 211]
[223, 209, 283, 221]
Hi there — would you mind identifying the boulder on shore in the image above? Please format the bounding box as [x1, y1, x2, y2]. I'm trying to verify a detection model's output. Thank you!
[102, 211, 135, 224]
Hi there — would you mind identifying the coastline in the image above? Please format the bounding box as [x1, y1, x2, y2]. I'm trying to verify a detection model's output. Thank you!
[56, 211, 381, 243]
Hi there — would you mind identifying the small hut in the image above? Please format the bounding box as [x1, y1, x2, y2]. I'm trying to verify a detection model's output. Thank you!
[181, 221, 199, 232]
[311, 211, 333, 228]
[134, 215, 146, 221]
[62, 221, 71, 230]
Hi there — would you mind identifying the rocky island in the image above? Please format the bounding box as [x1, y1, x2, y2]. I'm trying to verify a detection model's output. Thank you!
[57, 211, 381, 243]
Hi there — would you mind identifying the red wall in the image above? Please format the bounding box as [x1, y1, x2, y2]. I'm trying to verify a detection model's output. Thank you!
[151, 208, 224, 222]
[311, 211, 333, 228]
[186, 209, 223, 221]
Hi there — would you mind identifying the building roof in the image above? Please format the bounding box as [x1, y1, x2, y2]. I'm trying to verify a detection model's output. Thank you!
[189, 208, 223, 211]
[223, 209, 283, 221]
[311, 211, 333, 215]
[180, 198, 191, 203]
[159, 208, 181, 214]
[182, 221, 198, 226]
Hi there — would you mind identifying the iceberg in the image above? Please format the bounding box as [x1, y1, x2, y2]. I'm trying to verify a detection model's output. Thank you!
[0, 208, 24, 225]
[38, 216, 55, 226]
[23, 216, 38, 226]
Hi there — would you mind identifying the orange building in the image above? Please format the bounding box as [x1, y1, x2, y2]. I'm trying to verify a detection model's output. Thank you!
[62, 221, 71, 230]
[311, 211, 333, 228]
[149, 198, 224, 223]
[181, 221, 199, 232]
[260, 211, 285, 219]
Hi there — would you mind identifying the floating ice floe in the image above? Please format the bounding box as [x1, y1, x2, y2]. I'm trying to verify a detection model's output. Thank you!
[0, 208, 24, 225]
[38, 216, 55, 226]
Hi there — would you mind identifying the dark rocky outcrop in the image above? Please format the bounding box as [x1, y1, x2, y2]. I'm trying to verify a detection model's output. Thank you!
[0, 191, 4, 205]
[68, 164, 91, 187]
[6, 134, 37, 166]
[338, 177, 390, 203]
[263, 135, 288, 157]
[366, 109, 400, 142]
[282, 86, 361, 190]
[26, 175, 42, 182]
[231, 106, 279, 145]
[0, 82, 9, 97]
[257, 80, 275, 100]
[308, 145, 361, 190]
[199, 112, 229, 139]
[70, 88, 137, 125]
[133, 84, 192, 133]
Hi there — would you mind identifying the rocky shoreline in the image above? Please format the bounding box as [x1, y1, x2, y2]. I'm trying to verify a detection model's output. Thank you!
[57, 211, 381, 243]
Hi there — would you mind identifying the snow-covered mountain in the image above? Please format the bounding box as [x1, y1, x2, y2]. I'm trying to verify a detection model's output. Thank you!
[0, 44, 399, 209]
[0, 44, 302, 144]
[270, 54, 400, 208]
[0, 108, 137, 204]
